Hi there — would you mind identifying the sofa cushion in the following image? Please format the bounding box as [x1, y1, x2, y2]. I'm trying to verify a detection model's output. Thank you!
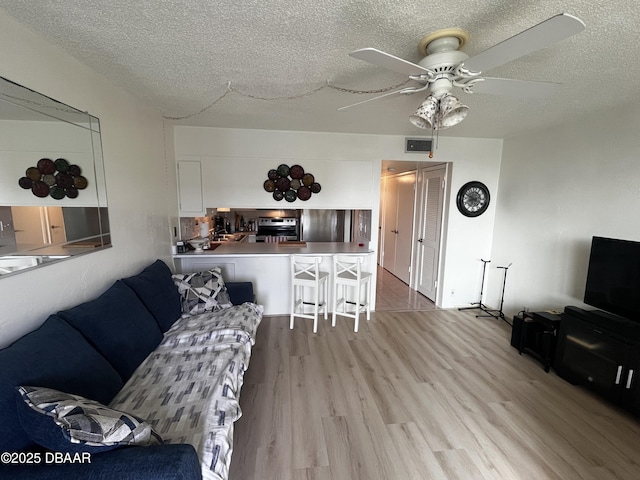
[0, 316, 123, 453]
[57, 280, 163, 380]
[225, 281, 256, 305]
[122, 260, 182, 332]
[172, 267, 233, 315]
[16, 386, 162, 453]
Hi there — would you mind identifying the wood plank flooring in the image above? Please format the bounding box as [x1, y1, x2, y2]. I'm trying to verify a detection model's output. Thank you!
[230, 283, 640, 479]
[230, 309, 640, 480]
[374, 266, 436, 311]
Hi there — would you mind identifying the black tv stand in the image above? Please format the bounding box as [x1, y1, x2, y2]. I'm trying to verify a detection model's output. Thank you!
[555, 306, 640, 416]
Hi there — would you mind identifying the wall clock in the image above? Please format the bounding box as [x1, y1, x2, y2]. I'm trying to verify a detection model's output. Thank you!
[456, 181, 490, 217]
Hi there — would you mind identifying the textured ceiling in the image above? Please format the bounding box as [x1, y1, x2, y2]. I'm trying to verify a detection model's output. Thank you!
[1, 0, 639, 139]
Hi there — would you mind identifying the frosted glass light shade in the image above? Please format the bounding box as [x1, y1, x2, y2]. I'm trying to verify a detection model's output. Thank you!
[409, 95, 438, 129]
[438, 94, 469, 129]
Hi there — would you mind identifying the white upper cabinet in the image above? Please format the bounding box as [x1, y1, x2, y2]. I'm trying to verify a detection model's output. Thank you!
[177, 159, 204, 216]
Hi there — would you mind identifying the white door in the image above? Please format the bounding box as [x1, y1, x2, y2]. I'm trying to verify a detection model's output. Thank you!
[46, 207, 67, 244]
[11, 206, 48, 246]
[393, 173, 416, 284]
[382, 175, 398, 272]
[416, 166, 445, 301]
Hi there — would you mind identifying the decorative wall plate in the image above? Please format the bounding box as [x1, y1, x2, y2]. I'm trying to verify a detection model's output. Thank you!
[297, 186, 311, 201]
[456, 181, 490, 217]
[263, 179, 276, 192]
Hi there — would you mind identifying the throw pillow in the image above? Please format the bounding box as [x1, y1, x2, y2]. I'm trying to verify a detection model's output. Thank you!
[16, 386, 162, 453]
[172, 267, 233, 315]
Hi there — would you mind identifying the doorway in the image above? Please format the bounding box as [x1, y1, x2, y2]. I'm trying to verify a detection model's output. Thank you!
[11, 206, 67, 247]
[380, 171, 415, 284]
[377, 160, 446, 311]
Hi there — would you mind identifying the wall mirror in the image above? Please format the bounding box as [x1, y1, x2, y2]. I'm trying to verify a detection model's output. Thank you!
[0, 76, 110, 277]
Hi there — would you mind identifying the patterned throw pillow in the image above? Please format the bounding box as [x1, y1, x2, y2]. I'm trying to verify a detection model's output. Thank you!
[172, 267, 233, 315]
[16, 386, 162, 451]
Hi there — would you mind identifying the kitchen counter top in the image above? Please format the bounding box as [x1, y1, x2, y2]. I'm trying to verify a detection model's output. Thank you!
[173, 241, 376, 316]
[174, 242, 372, 258]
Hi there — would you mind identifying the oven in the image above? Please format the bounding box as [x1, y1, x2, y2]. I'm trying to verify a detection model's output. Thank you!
[256, 217, 299, 242]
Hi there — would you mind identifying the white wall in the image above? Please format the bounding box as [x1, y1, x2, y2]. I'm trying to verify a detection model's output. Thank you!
[489, 100, 640, 317]
[0, 11, 176, 348]
[175, 126, 503, 309]
[437, 138, 503, 309]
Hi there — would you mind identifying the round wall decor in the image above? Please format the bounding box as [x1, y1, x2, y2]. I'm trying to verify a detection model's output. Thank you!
[18, 157, 88, 200]
[263, 163, 321, 202]
[456, 181, 490, 217]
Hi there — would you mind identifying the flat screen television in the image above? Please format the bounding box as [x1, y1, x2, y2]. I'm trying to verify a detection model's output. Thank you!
[584, 236, 640, 321]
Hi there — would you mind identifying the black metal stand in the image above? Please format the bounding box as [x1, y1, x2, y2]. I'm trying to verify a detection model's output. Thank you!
[459, 259, 492, 314]
[477, 263, 512, 324]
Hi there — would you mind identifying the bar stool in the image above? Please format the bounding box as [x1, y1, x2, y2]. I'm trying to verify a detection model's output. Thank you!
[290, 255, 329, 333]
[332, 254, 372, 332]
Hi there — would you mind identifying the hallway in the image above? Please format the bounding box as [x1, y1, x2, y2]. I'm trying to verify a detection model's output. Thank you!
[375, 266, 436, 311]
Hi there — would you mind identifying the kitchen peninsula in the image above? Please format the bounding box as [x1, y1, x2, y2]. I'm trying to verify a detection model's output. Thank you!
[173, 242, 374, 315]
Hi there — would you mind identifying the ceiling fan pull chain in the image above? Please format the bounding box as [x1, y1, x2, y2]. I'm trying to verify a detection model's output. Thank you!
[326, 79, 411, 95]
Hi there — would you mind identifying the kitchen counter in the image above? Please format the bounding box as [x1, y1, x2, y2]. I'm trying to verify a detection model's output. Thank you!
[173, 242, 375, 316]
[174, 241, 372, 258]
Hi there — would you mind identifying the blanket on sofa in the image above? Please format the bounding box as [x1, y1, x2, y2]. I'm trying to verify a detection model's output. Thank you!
[109, 302, 262, 480]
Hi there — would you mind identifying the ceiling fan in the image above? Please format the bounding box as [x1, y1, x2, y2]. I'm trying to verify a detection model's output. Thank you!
[340, 13, 585, 130]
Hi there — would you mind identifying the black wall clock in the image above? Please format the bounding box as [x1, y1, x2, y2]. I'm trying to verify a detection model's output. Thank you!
[456, 181, 490, 217]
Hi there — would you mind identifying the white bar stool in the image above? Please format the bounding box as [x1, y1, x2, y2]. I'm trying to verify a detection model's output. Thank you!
[332, 254, 372, 332]
[290, 255, 329, 333]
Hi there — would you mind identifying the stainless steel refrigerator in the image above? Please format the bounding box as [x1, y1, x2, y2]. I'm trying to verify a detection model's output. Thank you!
[300, 209, 350, 242]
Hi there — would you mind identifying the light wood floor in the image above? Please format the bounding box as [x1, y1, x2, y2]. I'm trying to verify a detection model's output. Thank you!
[229, 310, 640, 480]
[375, 266, 436, 311]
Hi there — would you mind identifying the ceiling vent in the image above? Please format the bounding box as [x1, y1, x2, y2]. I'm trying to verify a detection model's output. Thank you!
[405, 138, 432, 153]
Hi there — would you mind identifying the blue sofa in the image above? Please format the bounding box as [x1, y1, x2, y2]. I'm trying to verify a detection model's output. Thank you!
[0, 260, 255, 480]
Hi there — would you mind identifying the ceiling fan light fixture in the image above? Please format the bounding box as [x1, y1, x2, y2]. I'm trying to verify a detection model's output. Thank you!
[348, 14, 585, 134]
[408, 112, 431, 130]
[409, 95, 438, 129]
[439, 104, 468, 129]
[409, 93, 468, 130]
[438, 94, 469, 129]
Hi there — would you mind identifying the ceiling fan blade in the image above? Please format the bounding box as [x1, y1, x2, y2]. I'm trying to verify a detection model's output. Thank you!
[470, 77, 560, 98]
[337, 88, 407, 111]
[462, 13, 585, 74]
[349, 48, 430, 76]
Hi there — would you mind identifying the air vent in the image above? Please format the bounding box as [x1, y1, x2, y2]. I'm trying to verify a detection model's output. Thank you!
[405, 138, 432, 153]
[433, 65, 456, 73]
